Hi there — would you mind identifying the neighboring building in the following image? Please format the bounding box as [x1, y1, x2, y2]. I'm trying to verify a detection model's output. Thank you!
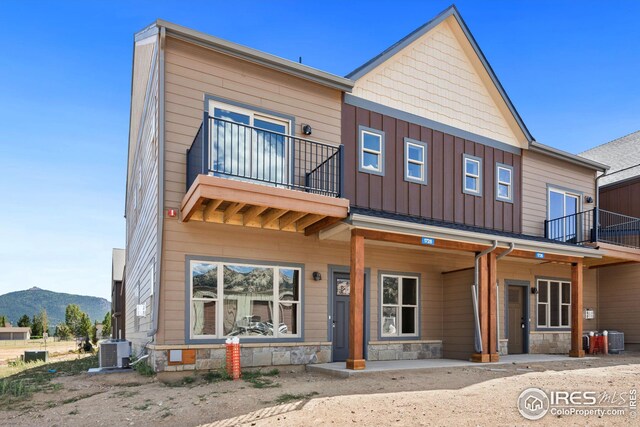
[580, 131, 640, 348]
[125, 5, 639, 372]
[111, 248, 126, 340]
[0, 327, 31, 341]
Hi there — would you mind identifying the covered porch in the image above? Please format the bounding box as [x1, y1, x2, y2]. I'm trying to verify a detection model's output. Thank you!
[308, 354, 597, 378]
[320, 211, 603, 370]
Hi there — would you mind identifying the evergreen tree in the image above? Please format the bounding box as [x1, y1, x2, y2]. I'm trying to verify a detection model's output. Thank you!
[101, 311, 112, 339]
[17, 314, 31, 328]
[65, 304, 83, 336]
[0, 315, 6, 327]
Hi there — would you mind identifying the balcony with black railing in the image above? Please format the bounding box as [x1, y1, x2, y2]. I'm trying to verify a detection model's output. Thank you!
[545, 208, 640, 249]
[181, 112, 349, 234]
[187, 113, 343, 197]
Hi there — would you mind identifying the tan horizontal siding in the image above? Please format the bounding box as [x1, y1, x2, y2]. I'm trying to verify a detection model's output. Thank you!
[597, 264, 640, 343]
[162, 36, 343, 208]
[522, 150, 596, 237]
[157, 220, 482, 345]
[442, 269, 475, 359]
[125, 39, 160, 349]
[497, 260, 597, 337]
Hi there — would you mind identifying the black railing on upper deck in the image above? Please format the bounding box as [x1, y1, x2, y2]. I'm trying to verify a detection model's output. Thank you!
[544, 208, 640, 249]
[187, 112, 343, 198]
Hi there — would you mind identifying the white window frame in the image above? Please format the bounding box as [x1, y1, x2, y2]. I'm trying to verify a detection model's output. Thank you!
[547, 187, 582, 242]
[404, 138, 427, 184]
[495, 163, 513, 203]
[536, 279, 571, 328]
[463, 154, 482, 196]
[380, 274, 419, 338]
[189, 260, 302, 340]
[358, 126, 385, 176]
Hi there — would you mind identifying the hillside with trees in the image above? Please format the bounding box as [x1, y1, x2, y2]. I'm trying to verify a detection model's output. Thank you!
[0, 287, 110, 333]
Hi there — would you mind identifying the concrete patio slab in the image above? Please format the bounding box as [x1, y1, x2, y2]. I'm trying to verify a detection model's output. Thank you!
[307, 354, 598, 378]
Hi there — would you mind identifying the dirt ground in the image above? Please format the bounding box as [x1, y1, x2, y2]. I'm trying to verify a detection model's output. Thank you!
[3, 354, 640, 427]
[0, 341, 78, 365]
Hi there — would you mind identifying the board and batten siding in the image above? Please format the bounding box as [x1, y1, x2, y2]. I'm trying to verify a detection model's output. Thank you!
[597, 263, 640, 344]
[521, 150, 597, 237]
[125, 36, 160, 351]
[599, 176, 640, 218]
[162, 36, 342, 212]
[343, 103, 522, 233]
[352, 17, 526, 149]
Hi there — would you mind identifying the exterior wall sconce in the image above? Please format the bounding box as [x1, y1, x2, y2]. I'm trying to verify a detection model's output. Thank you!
[312, 272, 322, 281]
[584, 308, 595, 320]
[585, 196, 594, 203]
[531, 287, 538, 295]
[302, 124, 313, 135]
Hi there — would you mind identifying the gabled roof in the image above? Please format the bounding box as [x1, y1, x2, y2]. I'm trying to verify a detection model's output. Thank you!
[346, 5, 534, 144]
[580, 130, 640, 185]
[138, 19, 354, 93]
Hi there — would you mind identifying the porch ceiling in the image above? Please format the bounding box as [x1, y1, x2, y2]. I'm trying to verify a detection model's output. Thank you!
[585, 242, 640, 268]
[180, 175, 350, 234]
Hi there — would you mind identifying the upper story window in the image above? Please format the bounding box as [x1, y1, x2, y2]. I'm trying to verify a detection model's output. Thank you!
[358, 126, 385, 176]
[404, 138, 427, 184]
[537, 279, 571, 328]
[190, 259, 301, 340]
[495, 163, 513, 203]
[381, 274, 419, 337]
[463, 154, 482, 196]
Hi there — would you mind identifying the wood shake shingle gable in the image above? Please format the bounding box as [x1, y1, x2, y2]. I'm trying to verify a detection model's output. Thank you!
[347, 5, 533, 149]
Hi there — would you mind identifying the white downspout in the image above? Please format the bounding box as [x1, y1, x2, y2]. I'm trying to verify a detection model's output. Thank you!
[472, 240, 499, 353]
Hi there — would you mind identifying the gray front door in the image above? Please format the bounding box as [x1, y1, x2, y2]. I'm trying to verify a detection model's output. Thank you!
[332, 273, 351, 362]
[508, 286, 526, 354]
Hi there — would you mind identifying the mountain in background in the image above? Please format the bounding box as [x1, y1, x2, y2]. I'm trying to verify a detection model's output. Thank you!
[0, 287, 111, 329]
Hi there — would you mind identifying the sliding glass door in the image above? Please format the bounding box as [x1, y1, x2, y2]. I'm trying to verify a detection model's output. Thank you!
[548, 188, 580, 242]
[209, 102, 290, 186]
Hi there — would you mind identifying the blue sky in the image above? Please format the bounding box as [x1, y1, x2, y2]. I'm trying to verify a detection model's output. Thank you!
[0, 1, 638, 300]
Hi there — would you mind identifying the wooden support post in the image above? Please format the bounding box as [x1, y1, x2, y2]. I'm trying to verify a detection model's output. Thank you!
[570, 261, 585, 358]
[488, 252, 499, 362]
[471, 254, 491, 363]
[346, 229, 366, 370]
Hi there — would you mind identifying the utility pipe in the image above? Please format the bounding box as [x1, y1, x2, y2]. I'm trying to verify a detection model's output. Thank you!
[472, 240, 498, 353]
[495, 243, 515, 353]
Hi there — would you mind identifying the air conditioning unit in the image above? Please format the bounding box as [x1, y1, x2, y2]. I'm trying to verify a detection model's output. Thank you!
[608, 331, 625, 354]
[99, 340, 131, 369]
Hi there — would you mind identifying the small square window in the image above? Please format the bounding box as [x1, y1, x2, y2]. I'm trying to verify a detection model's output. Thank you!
[358, 126, 385, 176]
[463, 154, 482, 196]
[404, 138, 427, 184]
[495, 163, 514, 203]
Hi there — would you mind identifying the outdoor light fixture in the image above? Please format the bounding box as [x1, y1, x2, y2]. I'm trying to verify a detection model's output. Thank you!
[167, 209, 177, 218]
[302, 124, 313, 135]
[585, 196, 594, 203]
[312, 272, 322, 281]
[531, 287, 538, 295]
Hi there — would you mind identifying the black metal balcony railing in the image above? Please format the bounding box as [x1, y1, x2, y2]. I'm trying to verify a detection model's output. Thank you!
[545, 208, 640, 249]
[187, 112, 343, 198]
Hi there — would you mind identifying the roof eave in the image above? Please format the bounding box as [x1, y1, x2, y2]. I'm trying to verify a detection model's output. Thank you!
[147, 19, 354, 93]
[529, 141, 609, 172]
